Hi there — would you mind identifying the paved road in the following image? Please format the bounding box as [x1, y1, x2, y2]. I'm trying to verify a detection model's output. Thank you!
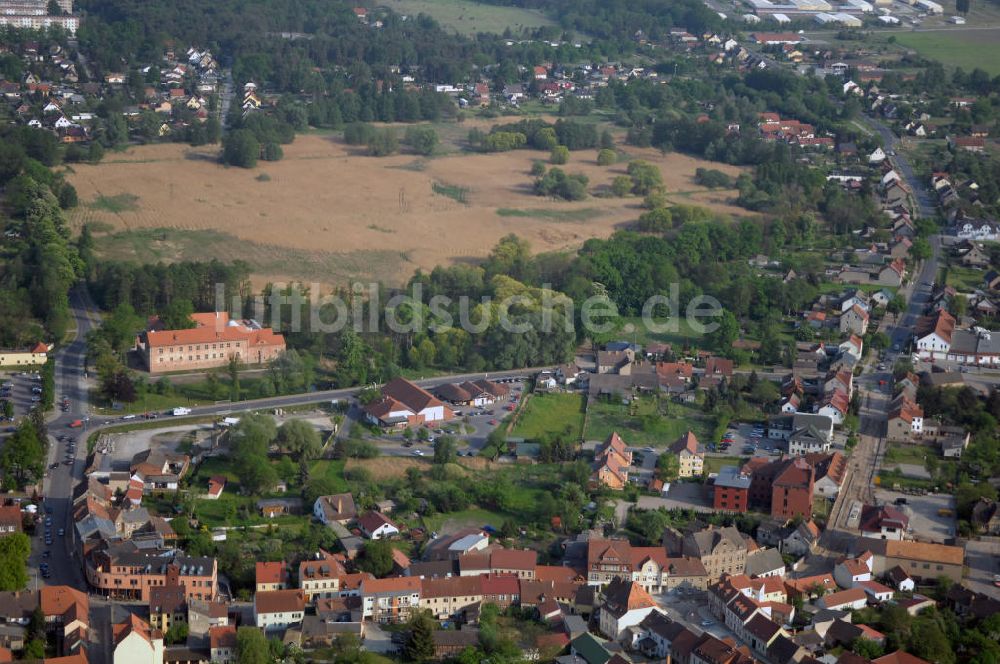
[34, 287, 99, 592]
[825, 118, 942, 544]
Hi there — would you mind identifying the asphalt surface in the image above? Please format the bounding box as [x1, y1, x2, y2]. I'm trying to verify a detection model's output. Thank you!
[825, 118, 943, 545]
[34, 287, 99, 592]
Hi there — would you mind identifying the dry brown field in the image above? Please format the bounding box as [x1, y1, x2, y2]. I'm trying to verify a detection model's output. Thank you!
[66, 130, 749, 286]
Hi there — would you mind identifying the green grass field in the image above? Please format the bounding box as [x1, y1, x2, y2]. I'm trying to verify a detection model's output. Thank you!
[511, 392, 585, 440]
[421, 507, 511, 533]
[704, 455, 748, 474]
[88, 389, 211, 415]
[616, 315, 716, 350]
[309, 459, 348, 493]
[944, 265, 986, 292]
[884, 443, 934, 466]
[390, 0, 556, 35]
[583, 397, 712, 447]
[893, 29, 1000, 76]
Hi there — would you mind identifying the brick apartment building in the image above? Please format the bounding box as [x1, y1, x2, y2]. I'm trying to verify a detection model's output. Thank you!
[139, 312, 285, 374]
[713, 467, 751, 512]
[86, 549, 217, 602]
[743, 457, 815, 519]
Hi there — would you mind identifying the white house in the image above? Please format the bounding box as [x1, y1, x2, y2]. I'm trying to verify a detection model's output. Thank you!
[112, 615, 164, 664]
[868, 147, 886, 164]
[599, 579, 658, 639]
[255, 590, 305, 632]
[914, 310, 956, 360]
[833, 552, 873, 589]
[839, 335, 863, 361]
[858, 580, 894, 603]
[358, 511, 400, 540]
[817, 587, 868, 611]
[887, 566, 915, 592]
[859, 505, 909, 541]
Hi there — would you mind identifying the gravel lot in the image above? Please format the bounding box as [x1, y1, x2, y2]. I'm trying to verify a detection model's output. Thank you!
[874, 488, 956, 543]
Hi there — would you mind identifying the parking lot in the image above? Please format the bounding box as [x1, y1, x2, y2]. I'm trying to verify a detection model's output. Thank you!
[0, 369, 45, 428]
[874, 488, 956, 543]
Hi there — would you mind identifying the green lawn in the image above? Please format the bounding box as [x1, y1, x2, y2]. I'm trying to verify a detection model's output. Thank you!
[511, 392, 585, 441]
[308, 459, 348, 493]
[704, 455, 747, 474]
[884, 443, 934, 466]
[193, 493, 304, 529]
[616, 315, 713, 350]
[816, 281, 895, 295]
[583, 396, 712, 447]
[944, 266, 986, 292]
[390, 0, 556, 35]
[894, 29, 1000, 76]
[89, 389, 212, 415]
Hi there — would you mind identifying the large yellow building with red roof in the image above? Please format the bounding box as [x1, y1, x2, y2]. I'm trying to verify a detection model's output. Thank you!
[139, 311, 285, 374]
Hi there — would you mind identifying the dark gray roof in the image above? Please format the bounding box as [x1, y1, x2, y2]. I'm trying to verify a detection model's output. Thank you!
[745, 548, 785, 577]
[715, 466, 751, 489]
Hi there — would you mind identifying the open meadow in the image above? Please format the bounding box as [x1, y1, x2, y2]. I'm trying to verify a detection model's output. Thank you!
[893, 28, 1000, 76]
[66, 128, 749, 286]
[388, 0, 556, 35]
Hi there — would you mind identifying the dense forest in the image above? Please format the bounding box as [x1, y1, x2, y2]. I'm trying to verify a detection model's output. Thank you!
[0, 126, 85, 345]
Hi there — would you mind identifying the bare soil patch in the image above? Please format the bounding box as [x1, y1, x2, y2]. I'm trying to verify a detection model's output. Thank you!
[67, 133, 749, 286]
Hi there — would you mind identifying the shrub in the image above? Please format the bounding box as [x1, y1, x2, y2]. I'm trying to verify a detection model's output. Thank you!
[550, 145, 569, 165]
[484, 131, 527, 152]
[344, 122, 376, 145]
[530, 161, 546, 177]
[626, 160, 663, 195]
[695, 167, 734, 188]
[367, 128, 399, 157]
[535, 167, 588, 201]
[636, 207, 673, 232]
[597, 148, 616, 166]
[610, 175, 632, 197]
[404, 126, 439, 156]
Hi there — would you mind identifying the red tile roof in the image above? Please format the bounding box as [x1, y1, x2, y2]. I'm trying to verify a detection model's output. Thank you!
[255, 561, 287, 586]
[255, 589, 305, 614]
[210, 625, 237, 649]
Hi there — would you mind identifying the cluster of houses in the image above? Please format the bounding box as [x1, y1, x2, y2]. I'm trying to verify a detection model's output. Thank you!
[112, 46, 223, 137]
[1, 41, 223, 145]
[757, 112, 834, 150]
[114, 502, 966, 664]
[700, 533, 962, 664]
[0, 40, 91, 144]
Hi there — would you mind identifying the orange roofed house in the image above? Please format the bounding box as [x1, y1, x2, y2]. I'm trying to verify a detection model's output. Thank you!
[364, 377, 453, 428]
[41, 586, 89, 656]
[139, 311, 285, 374]
[112, 613, 163, 664]
[591, 432, 632, 490]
